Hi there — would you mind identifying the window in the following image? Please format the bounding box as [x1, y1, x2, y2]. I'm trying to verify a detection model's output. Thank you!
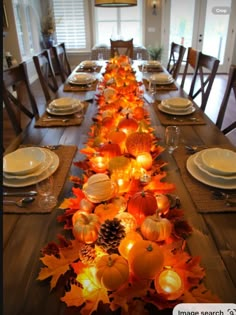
[13, 0, 41, 60]
[94, 0, 144, 46]
[53, 0, 90, 52]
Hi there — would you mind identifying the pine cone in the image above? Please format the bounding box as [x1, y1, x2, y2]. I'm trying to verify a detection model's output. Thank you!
[97, 218, 126, 253]
[79, 244, 96, 264]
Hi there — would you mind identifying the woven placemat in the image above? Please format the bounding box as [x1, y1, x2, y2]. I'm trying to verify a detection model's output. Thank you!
[143, 78, 178, 91]
[173, 145, 236, 213]
[3, 145, 77, 214]
[63, 79, 98, 92]
[153, 101, 206, 126]
[34, 102, 89, 128]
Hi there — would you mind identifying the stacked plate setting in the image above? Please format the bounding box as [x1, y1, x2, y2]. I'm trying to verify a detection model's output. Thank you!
[186, 148, 236, 189]
[47, 97, 84, 116]
[3, 147, 59, 187]
[78, 60, 98, 70]
[158, 97, 195, 115]
[149, 73, 174, 85]
[145, 60, 162, 70]
[68, 72, 96, 86]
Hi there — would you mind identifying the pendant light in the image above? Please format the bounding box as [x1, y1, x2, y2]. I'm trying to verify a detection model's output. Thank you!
[95, 0, 137, 7]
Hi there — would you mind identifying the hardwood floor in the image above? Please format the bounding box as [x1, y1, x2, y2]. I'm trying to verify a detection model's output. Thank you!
[3, 74, 236, 150]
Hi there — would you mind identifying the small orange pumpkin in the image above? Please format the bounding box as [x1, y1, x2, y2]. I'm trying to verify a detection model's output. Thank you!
[94, 203, 119, 223]
[125, 131, 152, 157]
[99, 142, 121, 159]
[141, 214, 172, 242]
[96, 254, 129, 291]
[128, 239, 164, 279]
[117, 115, 139, 135]
[136, 152, 153, 170]
[72, 212, 100, 244]
[107, 129, 127, 145]
[118, 231, 143, 259]
[132, 106, 145, 121]
[127, 191, 157, 225]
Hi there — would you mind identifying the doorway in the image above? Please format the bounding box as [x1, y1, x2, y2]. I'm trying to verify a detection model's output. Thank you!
[161, 0, 235, 73]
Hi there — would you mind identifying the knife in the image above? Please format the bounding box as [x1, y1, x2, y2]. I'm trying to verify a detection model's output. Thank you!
[3, 191, 38, 197]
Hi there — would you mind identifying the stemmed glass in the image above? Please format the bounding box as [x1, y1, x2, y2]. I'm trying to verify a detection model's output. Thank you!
[36, 171, 57, 209]
[165, 126, 180, 154]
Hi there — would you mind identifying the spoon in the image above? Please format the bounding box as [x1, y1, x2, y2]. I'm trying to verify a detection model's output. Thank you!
[3, 197, 35, 208]
[211, 190, 236, 200]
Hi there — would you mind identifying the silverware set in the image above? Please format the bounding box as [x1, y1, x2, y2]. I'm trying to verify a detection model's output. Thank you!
[3, 191, 37, 208]
[168, 117, 200, 122]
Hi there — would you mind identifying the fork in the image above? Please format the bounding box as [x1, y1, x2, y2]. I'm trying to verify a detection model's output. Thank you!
[211, 190, 236, 200]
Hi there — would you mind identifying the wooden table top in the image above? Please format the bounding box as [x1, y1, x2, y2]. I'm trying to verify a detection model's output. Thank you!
[3, 61, 236, 315]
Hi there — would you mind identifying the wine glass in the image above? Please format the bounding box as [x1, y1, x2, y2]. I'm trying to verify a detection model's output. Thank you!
[36, 172, 57, 209]
[165, 126, 180, 154]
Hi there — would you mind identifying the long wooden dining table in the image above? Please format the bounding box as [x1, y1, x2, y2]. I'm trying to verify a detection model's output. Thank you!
[3, 60, 236, 315]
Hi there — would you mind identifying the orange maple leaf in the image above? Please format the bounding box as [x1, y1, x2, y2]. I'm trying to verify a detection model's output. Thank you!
[61, 284, 85, 307]
[37, 240, 81, 290]
[144, 173, 176, 193]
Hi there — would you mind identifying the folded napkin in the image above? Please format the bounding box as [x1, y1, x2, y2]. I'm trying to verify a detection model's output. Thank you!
[173, 145, 236, 213]
[143, 78, 178, 91]
[3, 145, 77, 214]
[34, 101, 89, 128]
[63, 79, 98, 92]
[153, 101, 206, 125]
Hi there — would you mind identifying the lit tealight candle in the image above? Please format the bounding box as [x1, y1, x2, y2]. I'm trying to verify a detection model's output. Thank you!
[154, 269, 184, 300]
[91, 156, 108, 173]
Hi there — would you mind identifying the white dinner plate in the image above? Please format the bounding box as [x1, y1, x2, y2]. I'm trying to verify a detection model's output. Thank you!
[69, 72, 96, 85]
[46, 103, 83, 116]
[158, 103, 196, 115]
[3, 149, 54, 179]
[163, 97, 192, 109]
[3, 149, 59, 187]
[79, 60, 97, 68]
[3, 147, 46, 176]
[161, 100, 193, 112]
[49, 97, 78, 110]
[201, 148, 236, 176]
[186, 153, 236, 189]
[193, 150, 236, 180]
[149, 73, 174, 85]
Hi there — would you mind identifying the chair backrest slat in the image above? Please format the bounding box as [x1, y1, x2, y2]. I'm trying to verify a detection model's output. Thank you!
[110, 39, 134, 59]
[52, 42, 71, 82]
[33, 49, 58, 102]
[216, 64, 236, 134]
[189, 51, 219, 111]
[166, 42, 186, 80]
[3, 62, 39, 136]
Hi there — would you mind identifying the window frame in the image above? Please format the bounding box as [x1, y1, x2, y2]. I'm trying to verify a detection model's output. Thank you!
[53, 0, 91, 53]
[92, 0, 145, 47]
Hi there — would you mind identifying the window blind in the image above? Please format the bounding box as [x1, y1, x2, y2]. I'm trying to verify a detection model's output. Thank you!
[53, 0, 88, 50]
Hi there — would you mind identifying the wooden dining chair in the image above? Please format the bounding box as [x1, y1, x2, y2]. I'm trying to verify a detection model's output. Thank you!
[188, 51, 220, 112]
[33, 49, 58, 102]
[110, 38, 134, 59]
[3, 62, 39, 136]
[52, 42, 72, 83]
[166, 42, 186, 80]
[180, 47, 199, 89]
[216, 64, 236, 135]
